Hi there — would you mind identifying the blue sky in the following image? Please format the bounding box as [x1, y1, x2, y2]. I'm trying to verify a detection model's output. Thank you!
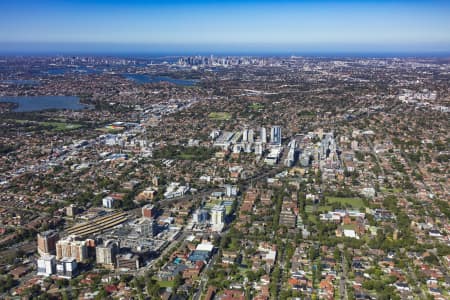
[1, 0, 450, 54]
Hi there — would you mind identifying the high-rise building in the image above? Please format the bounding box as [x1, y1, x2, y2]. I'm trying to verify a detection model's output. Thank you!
[102, 196, 114, 208]
[56, 257, 78, 279]
[37, 230, 58, 256]
[193, 209, 209, 224]
[135, 218, 156, 237]
[254, 142, 263, 156]
[66, 204, 77, 218]
[70, 241, 88, 262]
[248, 129, 255, 143]
[142, 204, 156, 219]
[270, 126, 282, 145]
[242, 128, 249, 142]
[210, 205, 226, 232]
[37, 255, 56, 276]
[85, 239, 97, 257]
[56, 237, 87, 262]
[260, 127, 267, 143]
[225, 184, 238, 197]
[56, 239, 71, 259]
[96, 240, 119, 267]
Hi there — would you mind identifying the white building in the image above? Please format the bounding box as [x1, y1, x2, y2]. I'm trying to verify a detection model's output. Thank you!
[96, 240, 119, 267]
[242, 128, 249, 142]
[164, 182, 190, 199]
[343, 229, 359, 239]
[254, 142, 263, 156]
[265, 146, 283, 165]
[248, 129, 254, 143]
[196, 243, 214, 253]
[260, 127, 267, 143]
[225, 184, 238, 197]
[102, 196, 114, 208]
[361, 187, 376, 199]
[210, 205, 226, 232]
[37, 255, 56, 276]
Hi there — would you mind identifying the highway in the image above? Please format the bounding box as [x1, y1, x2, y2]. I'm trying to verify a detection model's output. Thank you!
[157, 165, 285, 208]
[338, 244, 348, 300]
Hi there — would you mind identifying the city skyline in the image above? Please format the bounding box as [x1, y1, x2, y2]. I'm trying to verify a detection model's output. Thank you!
[1, 0, 450, 55]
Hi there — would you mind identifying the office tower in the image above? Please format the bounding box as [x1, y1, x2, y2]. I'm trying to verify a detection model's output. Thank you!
[248, 129, 254, 143]
[260, 127, 267, 143]
[254, 142, 263, 156]
[271, 126, 282, 145]
[56, 237, 87, 262]
[96, 241, 119, 267]
[56, 239, 71, 259]
[66, 204, 77, 217]
[56, 258, 78, 278]
[136, 218, 156, 237]
[193, 209, 209, 224]
[242, 128, 249, 142]
[142, 204, 156, 219]
[85, 239, 96, 257]
[225, 184, 238, 197]
[37, 255, 56, 276]
[37, 230, 58, 256]
[300, 152, 310, 167]
[152, 176, 159, 187]
[70, 241, 88, 262]
[102, 196, 114, 208]
[210, 205, 226, 232]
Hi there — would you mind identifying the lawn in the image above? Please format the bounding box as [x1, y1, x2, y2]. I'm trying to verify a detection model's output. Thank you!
[7, 119, 83, 131]
[317, 205, 332, 212]
[380, 187, 403, 194]
[156, 280, 174, 288]
[308, 214, 318, 223]
[178, 153, 196, 160]
[208, 112, 231, 120]
[305, 204, 331, 213]
[41, 122, 83, 131]
[204, 200, 221, 209]
[249, 103, 264, 110]
[97, 127, 123, 133]
[342, 224, 356, 230]
[326, 197, 365, 209]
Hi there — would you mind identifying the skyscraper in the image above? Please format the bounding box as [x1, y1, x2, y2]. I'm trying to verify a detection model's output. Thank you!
[270, 126, 282, 145]
[260, 127, 267, 143]
[248, 129, 254, 143]
[96, 240, 119, 267]
[56, 237, 88, 262]
[37, 230, 59, 256]
[242, 128, 249, 142]
[210, 205, 225, 232]
[37, 255, 56, 276]
[142, 204, 156, 219]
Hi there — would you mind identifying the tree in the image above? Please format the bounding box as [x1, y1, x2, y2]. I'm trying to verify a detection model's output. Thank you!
[95, 287, 108, 300]
[424, 254, 439, 266]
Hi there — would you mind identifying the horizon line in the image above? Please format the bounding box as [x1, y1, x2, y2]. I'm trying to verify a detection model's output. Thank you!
[1, 43, 450, 58]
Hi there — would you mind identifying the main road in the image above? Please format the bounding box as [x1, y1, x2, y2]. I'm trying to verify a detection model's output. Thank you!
[157, 165, 285, 208]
